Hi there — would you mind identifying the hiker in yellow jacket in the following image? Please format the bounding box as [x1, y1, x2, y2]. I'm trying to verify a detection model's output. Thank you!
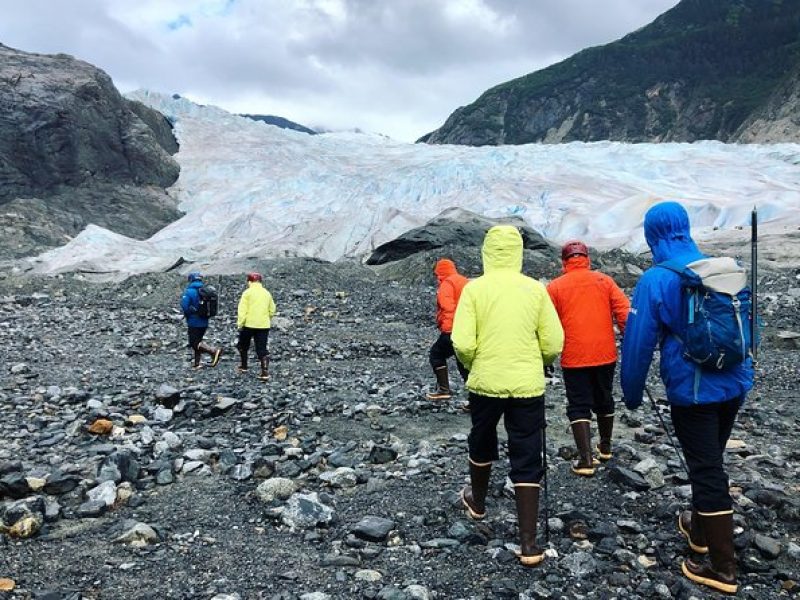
[452, 225, 564, 567]
[236, 272, 277, 380]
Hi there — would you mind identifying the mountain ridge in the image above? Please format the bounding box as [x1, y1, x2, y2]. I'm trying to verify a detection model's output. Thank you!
[422, 0, 800, 145]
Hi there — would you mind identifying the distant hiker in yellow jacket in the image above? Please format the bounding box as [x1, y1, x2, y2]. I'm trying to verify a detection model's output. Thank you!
[452, 225, 564, 567]
[236, 272, 277, 380]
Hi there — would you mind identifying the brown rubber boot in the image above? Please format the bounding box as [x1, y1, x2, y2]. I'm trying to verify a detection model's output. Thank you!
[426, 365, 452, 400]
[596, 413, 614, 461]
[681, 511, 737, 594]
[257, 356, 270, 381]
[678, 509, 708, 554]
[570, 420, 596, 476]
[460, 459, 491, 520]
[514, 484, 545, 567]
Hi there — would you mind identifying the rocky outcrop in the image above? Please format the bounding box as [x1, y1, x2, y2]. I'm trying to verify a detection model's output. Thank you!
[366, 208, 553, 265]
[242, 114, 317, 135]
[734, 66, 800, 143]
[423, 0, 800, 145]
[0, 44, 181, 259]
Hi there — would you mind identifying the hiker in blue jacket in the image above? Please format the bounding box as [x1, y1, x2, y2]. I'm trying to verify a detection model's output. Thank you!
[181, 272, 222, 369]
[621, 201, 753, 595]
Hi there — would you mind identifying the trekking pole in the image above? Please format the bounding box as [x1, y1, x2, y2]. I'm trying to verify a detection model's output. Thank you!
[750, 207, 758, 362]
[542, 421, 550, 544]
[644, 385, 689, 477]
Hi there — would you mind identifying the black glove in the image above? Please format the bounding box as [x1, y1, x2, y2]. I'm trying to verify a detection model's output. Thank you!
[543, 365, 555, 379]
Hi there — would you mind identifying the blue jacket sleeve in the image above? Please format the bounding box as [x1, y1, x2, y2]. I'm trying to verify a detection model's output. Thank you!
[620, 273, 661, 409]
[181, 288, 196, 317]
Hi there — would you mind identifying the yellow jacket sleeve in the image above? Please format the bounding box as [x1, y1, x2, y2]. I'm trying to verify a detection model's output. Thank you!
[268, 292, 276, 318]
[451, 285, 477, 370]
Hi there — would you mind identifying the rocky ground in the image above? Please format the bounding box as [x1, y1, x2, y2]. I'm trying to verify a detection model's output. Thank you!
[0, 255, 798, 600]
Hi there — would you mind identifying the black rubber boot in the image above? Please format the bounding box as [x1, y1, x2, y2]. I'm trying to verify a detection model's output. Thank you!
[570, 420, 596, 476]
[460, 460, 491, 519]
[596, 413, 614, 461]
[426, 365, 452, 400]
[238, 349, 249, 372]
[682, 511, 737, 595]
[514, 485, 545, 566]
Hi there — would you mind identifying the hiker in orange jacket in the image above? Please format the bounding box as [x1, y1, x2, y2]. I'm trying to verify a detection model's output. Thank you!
[427, 258, 469, 400]
[547, 241, 630, 476]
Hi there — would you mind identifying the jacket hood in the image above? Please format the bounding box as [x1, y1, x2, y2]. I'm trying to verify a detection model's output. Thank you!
[188, 280, 204, 289]
[563, 255, 591, 272]
[247, 280, 264, 289]
[434, 259, 458, 282]
[644, 201, 702, 264]
[482, 225, 523, 273]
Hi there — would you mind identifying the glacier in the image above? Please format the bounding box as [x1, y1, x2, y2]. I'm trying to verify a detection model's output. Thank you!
[27, 91, 800, 275]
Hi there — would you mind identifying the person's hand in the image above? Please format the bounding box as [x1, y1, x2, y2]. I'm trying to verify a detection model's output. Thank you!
[543, 365, 555, 379]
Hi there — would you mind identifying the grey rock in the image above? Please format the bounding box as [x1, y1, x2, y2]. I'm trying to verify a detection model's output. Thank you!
[561, 551, 597, 577]
[153, 407, 173, 423]
[87, 480, 117, 507]
[753, 534, 781, 559]
[76, 499, 107, 518]
[256, 478, 298, 503]
[113, 521, 160, 546]
[320, 467, 358, 488]
[43, 470, 79, 495]
[608, 466, 650, 491]
[352, 516, 395, 542]
[368, 445, 398, 464]
[282, 492, 335, 529]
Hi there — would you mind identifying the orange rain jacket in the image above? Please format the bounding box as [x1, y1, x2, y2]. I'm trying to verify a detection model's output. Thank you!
[547, 255, 630, 368]
[434, 259, 469, 333]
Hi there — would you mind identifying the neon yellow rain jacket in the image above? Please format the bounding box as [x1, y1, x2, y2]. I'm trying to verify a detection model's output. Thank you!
[451, 226, 564, 398]
[237, 281, 276, 329]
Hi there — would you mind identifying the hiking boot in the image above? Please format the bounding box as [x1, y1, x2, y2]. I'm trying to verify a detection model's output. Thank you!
[211, 347, 223, 367]
[681, 511, 737, 595]
[596, 413, 614, 461]
[192, 348, 203, 369]
[257, 356, 270, 381]
[426, 365, 452, 400]
[514, 484, 545, 567]
[461, 459, 491, 520]
[570, 420, 596, 476]
[678, 509, 708, 554]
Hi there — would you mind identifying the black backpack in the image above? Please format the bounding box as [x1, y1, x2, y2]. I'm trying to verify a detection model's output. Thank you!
[196, 285, 219, 318]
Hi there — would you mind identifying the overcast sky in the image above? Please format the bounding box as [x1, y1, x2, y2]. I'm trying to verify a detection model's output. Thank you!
[1, 0, 678, 141]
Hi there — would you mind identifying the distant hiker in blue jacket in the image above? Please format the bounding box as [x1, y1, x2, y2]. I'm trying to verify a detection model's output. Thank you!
[181, 272, 222, 369]
[621, 201, 753, 595]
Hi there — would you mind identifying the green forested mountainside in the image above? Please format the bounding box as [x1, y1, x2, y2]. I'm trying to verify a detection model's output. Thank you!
[421, 0, 800, 145]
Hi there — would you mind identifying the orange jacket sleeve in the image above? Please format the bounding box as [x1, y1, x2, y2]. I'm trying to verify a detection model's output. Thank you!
[437, 279, 458, 332]
[608, 278, 631, 334]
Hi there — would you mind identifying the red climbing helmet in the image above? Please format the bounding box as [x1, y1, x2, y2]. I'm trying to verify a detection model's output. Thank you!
[247, 272, 263, 282]
[561, 240, 589, 260]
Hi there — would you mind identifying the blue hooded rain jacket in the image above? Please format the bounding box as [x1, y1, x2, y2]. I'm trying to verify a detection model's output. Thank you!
[181, 280, 209, 328]
[620, 202, 754, 408]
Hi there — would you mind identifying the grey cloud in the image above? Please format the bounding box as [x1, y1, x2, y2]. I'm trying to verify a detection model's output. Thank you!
[0, 0, 679, 141]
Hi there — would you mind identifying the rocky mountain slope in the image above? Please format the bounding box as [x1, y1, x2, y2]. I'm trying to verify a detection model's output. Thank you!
[0, 44, 181, 259]
[422, 0, 800, 146]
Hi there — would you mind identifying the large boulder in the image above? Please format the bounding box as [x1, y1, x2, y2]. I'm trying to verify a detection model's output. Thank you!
[366, 208, 554, 266]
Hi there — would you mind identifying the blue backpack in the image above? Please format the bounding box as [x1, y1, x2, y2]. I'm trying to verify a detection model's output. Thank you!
[658, 257, 752, 371]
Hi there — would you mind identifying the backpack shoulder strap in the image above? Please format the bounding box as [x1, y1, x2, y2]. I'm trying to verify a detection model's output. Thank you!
[656, 260, 702, 287]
